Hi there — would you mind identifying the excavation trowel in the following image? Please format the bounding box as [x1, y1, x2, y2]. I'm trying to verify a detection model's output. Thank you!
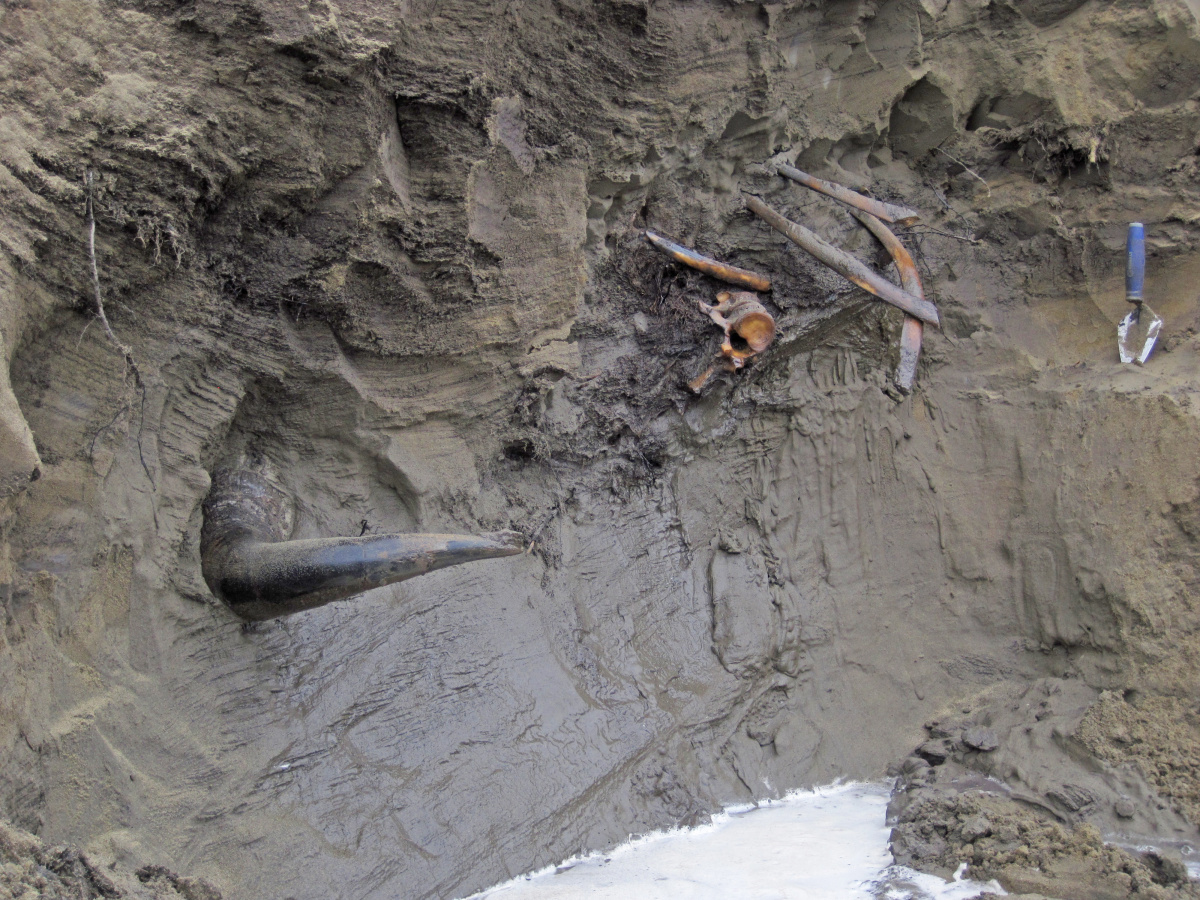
[1117, 222, 1162, 365]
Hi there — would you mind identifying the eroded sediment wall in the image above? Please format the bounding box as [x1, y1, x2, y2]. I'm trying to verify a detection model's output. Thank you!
[1, 0, 1199, 897]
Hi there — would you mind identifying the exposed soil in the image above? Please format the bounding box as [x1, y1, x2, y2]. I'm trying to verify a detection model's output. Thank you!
[892, 788, 1197, 900]
[1078, 691, 1200, 827]
[887, 677, 1200, 897]
[0, 819, 221, 900]
[1, 0, 1200, 897]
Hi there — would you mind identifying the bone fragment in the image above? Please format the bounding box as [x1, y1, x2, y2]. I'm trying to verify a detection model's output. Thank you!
[688, 365, 719, 394]
[644, 230, 771, 291]
[688, 291, 776, 392]
[850, 209, 925, 393]
[699, 290, 775, 365]
[776, 163, 922, 226]
[201, 465, 524, 621]
[743, 194, 940, 328]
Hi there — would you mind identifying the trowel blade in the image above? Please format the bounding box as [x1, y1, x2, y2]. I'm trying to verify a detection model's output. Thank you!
[1117, 303, 1162, 365]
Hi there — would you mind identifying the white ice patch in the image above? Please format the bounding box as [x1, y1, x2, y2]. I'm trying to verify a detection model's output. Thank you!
[461, 782, 1005, 900]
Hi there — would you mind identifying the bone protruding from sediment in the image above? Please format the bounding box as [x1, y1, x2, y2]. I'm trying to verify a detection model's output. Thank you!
[688, 364, 719, 394]
[699, 290, 776, 364]
[743, 194, 940, 328]
[775, 163, 923, 226]
[644, 230, 772, 292]
[850, 209, 925, 393]
[689, 290, 776, 392]
[200, 466, 524, 621]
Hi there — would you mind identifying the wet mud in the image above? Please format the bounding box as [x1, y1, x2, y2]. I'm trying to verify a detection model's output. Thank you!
[1, 0, 1200, 897]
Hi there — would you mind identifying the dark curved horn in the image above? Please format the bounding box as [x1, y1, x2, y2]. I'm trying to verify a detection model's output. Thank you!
[200, 466, 524, 621]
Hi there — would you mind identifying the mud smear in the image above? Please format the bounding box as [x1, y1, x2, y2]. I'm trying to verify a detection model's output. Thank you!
[0, 0, 1199, 898]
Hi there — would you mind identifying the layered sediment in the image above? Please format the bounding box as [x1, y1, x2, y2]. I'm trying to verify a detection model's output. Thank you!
[1, 0, 1200, 897]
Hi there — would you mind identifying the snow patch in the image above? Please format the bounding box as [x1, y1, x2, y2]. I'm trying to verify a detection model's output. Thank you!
[462, 782, 1004, 900]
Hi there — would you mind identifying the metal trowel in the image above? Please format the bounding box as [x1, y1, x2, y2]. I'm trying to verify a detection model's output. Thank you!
[1117, 222, 1162, 365]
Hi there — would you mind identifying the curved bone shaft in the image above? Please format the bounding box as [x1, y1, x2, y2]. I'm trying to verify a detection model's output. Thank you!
[645, 230, 771, 291]
[776, 163, 922, 226]
[743, 195, 940, 328]
[895, 318, 923, 392]
[851, 209, 925, 392]
[200, 467, 524, 620]
[208, 531, 525, 621]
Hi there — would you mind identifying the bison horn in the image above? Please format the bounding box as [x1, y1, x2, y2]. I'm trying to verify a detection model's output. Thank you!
[200, 465, 525, 621]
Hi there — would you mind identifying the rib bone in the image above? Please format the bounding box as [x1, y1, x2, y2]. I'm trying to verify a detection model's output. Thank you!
[645, 230, 772, 292]
[776, 163, 922, 226]
[850, 209, 925, 393]
[743, 194, 940, 328]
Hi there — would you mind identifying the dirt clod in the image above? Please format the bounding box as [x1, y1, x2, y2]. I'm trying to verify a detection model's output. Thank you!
[892, 791, 1200, 900]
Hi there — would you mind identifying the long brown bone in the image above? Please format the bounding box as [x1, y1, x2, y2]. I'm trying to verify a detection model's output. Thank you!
[776, 163, 922, 226]
[743, 194, 940, 328]
[644, 230, 772, 292]
[850, 209, 924, 392]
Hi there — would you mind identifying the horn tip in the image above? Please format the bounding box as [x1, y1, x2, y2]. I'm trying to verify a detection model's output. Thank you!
[481, 530, 529, 555]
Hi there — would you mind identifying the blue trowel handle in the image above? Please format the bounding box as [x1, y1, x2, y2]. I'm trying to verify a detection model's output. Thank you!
[1126, 222, 1145, 303]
